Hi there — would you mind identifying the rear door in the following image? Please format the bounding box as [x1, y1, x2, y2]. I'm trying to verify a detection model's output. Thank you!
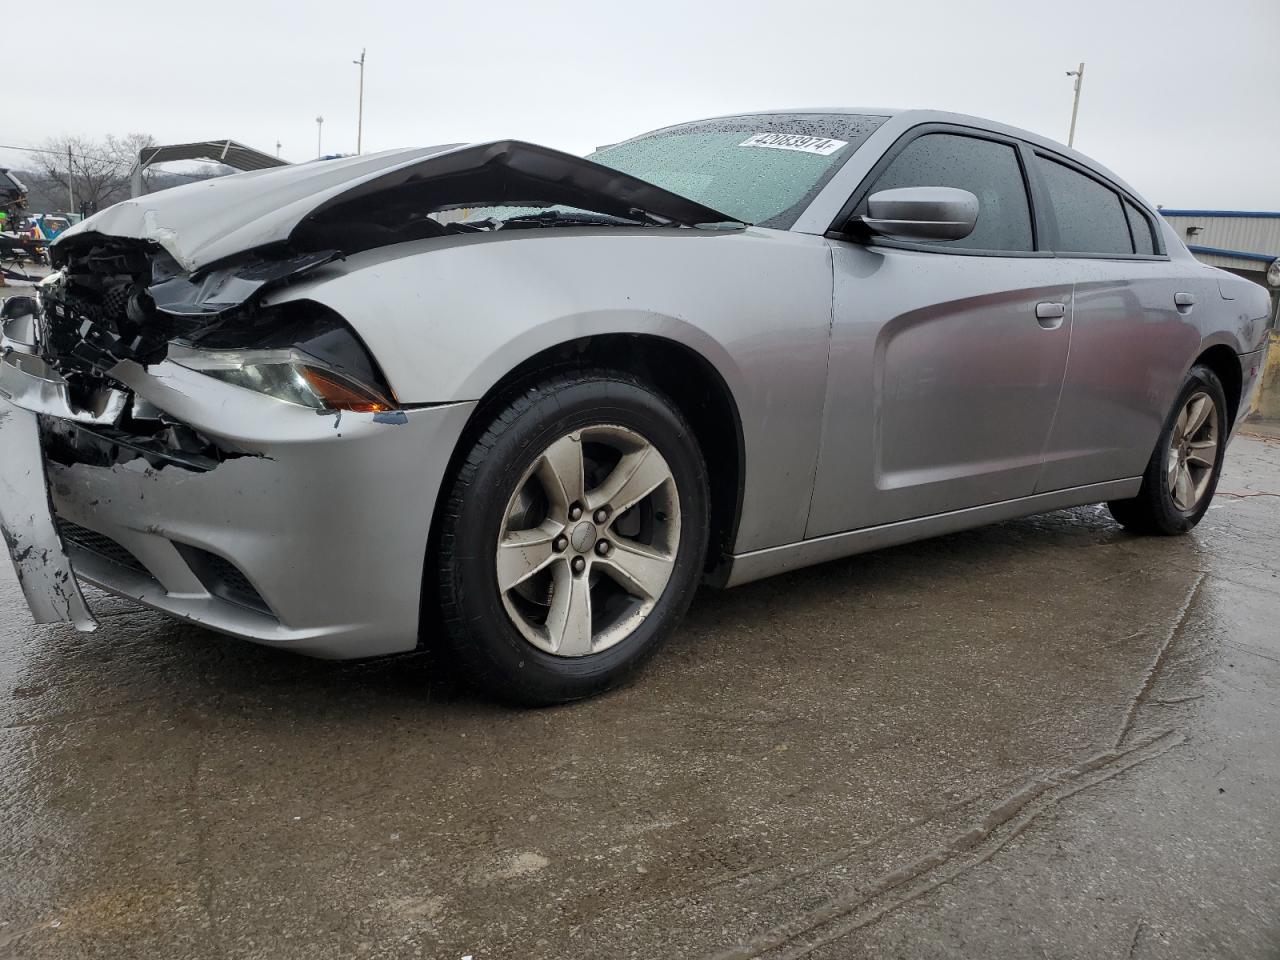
[807, 127, 1077, 538]
[1028, 152, 1206, 492]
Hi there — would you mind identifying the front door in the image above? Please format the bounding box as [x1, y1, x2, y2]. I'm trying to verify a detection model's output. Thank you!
[805, 129, 1075, 538]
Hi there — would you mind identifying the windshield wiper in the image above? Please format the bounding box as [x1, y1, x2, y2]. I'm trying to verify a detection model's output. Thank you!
[498, 209, 674, 229]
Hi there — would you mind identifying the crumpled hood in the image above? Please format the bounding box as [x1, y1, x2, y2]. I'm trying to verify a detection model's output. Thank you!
[55, 146, 460, 271]
[55, 140, 738, 273]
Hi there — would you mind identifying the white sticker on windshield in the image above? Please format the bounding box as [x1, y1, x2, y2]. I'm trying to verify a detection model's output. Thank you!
[739, 133, 849, 156]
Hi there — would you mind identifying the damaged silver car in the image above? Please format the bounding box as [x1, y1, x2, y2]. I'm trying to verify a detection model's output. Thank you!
[0, 110, 1271, 704]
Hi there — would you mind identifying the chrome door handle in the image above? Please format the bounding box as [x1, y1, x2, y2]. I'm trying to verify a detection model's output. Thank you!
[1174, 292, 1196, 311]
[1035, 301, 1067, 328]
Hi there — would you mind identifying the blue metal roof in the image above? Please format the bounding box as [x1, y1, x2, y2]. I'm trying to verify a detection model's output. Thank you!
[1159, 209, 1280, 219]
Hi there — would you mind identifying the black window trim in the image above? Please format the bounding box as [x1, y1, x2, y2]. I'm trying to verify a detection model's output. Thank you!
[825, 122, 1050, 259]
[1122, 197, 1158, 257]
[826, 121, 1169, 262]
[1026, 147, 1168, 261]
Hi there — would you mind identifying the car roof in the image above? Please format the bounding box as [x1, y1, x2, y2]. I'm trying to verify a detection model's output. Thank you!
[693, 107, 1141, 204]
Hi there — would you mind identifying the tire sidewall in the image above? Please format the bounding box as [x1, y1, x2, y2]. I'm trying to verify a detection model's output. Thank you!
[444, 375, 708, 701]
[1150, 364, 1228, 532]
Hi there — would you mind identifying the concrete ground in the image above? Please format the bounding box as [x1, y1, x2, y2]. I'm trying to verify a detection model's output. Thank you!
[1243, 418, 1280, 442]
[1, 438, 1279, 960]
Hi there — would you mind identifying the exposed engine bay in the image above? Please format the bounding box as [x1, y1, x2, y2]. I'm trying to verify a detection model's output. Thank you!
[25, 236, 362, 471]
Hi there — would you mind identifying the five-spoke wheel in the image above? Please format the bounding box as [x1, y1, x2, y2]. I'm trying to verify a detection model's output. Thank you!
[496, 426, 681, 657]
[1166, 390, 1219, 512]
[437, 369, 708, 705]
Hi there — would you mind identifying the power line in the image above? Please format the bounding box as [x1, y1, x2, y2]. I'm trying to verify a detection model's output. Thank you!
[0, 142, 119, 165]
[0, 142, 227, 189]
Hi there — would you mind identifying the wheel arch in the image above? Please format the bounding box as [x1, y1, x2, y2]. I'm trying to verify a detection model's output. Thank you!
[422, 333, 747, 637]
[1193, 342, 1243, 427]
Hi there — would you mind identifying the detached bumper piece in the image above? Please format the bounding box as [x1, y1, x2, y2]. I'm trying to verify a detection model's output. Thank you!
[0, 394, 97, 632]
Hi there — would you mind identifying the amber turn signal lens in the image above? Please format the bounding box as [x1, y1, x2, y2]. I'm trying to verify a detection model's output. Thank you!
[300, 366, 394, 413]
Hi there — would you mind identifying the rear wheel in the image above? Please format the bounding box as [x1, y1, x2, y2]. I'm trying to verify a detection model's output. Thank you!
[1107, 364, 1228, 535]
[436, 369, 709, 705]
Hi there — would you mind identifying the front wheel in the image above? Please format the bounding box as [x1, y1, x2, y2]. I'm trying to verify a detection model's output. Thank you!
[1107, 363, 1228, 535]
[436, 369, 709, 705]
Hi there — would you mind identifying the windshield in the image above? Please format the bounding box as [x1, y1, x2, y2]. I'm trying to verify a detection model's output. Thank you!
[588, 113, 885, 228]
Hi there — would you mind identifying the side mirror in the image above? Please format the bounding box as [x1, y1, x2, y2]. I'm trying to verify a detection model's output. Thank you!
[860, 187, 979, 242]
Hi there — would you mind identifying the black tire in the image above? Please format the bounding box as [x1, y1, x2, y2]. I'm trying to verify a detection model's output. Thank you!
[1107, 364, 1229, 535]
[436, 369, 709, 706]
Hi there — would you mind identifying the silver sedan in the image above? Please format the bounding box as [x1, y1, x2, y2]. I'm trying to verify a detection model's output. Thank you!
[0, 109, 1271, 703]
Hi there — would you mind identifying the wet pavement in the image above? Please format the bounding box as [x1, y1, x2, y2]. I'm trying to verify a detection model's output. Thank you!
[2, 436, 1279, 959]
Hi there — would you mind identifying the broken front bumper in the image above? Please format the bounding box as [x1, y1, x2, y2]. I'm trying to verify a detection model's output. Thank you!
[0, 350, 476, 659]
[0, 392, 97, 631]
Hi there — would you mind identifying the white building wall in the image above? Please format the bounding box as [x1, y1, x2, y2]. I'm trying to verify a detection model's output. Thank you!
[1161, 213, 1280, 267]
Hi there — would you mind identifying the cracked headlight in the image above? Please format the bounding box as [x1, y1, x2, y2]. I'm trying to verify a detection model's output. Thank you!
[169, 345, 395, 413]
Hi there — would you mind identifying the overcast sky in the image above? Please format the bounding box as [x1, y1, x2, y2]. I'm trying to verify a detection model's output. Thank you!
[5, 0, 1277, 208]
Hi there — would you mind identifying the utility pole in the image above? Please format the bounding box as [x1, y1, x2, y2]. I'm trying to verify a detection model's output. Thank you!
[316, 116, 324, 158]
[353, 48, 366, 154]
[276, 140, 282, 158]
[67, 144, 74, 214]
[1066, 62, 1085, 148]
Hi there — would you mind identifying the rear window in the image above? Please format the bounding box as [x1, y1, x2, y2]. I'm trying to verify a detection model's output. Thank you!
[1123, 199, 1157, 255]
[1035, 156, 1133, 255]
[590, 113, 885, 228]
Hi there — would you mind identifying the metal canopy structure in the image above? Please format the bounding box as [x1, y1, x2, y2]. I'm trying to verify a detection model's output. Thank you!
[130, 140, 288, 197]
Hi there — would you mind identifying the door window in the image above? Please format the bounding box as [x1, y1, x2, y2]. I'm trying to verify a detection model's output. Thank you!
[1035, 156, 1133, 255]
[858, 133, 1034, 252]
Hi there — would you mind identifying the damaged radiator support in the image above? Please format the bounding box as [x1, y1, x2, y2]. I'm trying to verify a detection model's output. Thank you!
[41, 240, 178, 379]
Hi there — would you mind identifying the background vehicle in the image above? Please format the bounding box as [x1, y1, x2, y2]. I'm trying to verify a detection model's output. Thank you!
[0, 109, 1270, 704]
[26, 213, 72, 244]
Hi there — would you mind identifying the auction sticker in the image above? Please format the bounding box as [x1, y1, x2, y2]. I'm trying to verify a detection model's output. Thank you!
[739, 133, 848, 156]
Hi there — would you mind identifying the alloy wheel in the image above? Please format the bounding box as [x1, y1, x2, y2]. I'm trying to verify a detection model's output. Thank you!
[495, 425, 681, 657]
[1167, 390, 1219, 512]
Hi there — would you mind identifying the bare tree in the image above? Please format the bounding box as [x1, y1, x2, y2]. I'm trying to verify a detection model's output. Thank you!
[34, 132, 156, 214]
[105, 132, 161, 194]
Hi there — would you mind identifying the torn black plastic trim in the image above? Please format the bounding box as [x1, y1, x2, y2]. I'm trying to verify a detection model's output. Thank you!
[149, 249, 340, 318]
[40, 414, 259, 475]
[75, 425, 224, 472]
